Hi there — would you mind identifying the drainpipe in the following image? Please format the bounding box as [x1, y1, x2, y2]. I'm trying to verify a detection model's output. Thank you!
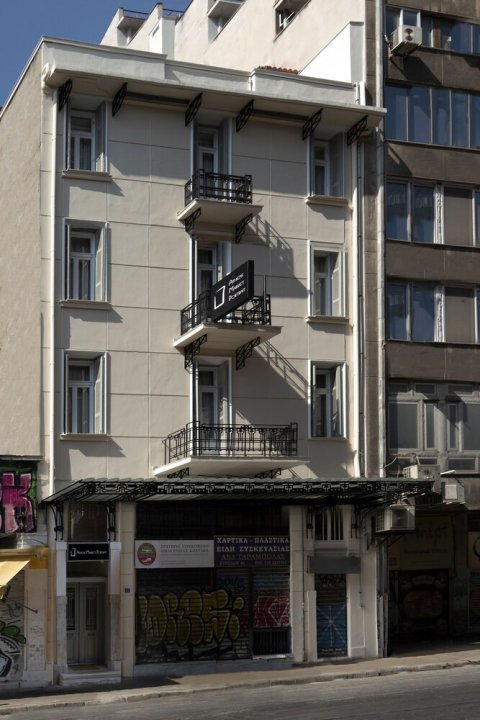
[49, 90, 58, 497]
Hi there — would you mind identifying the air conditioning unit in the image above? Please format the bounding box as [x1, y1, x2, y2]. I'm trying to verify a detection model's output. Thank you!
[441, 480, 465, 504]
[376, 504, 415, 534]
[404, 464, 440, 480]
[391, 25, 422, 56]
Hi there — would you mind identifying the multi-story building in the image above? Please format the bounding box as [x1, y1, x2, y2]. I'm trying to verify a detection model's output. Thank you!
[3, 0, 462, 689]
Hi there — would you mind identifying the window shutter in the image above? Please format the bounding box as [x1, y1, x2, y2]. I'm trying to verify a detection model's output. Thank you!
[331, 253, 342, 316]
[94, 355, 106, 433]
[65, 224, 71, 299]
[331, 366, 342, 437]
[95, 229, 104, 301]
[64, 102, 71, 170]
[329, 133, 344, 197]
[95, 103, 106, 172]
[64, 353, 70, 434]
[217, 361, 229, 426]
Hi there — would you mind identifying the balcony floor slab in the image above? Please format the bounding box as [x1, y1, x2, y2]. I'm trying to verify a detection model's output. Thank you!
[174, 322, 282, 355]
[153, 456, 309, 479]
[177, 198, 263, 226]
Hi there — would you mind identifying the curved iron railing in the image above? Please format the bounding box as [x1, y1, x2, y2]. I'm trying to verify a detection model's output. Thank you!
[164, 422, 298, 464]
[185, 171, 253, 205]
[180, 292, 271, 335]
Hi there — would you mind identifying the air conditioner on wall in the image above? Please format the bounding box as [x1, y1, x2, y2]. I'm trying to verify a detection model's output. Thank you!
[375, 505, 415, 534]
[403, 464, 440, 480]
[391, 25, 422, 56]
[441, 480, 465, 504]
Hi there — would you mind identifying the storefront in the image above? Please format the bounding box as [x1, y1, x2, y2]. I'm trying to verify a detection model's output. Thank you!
[135, 503, 291, 662]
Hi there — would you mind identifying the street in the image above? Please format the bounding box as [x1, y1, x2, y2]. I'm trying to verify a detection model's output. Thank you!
[6, 665, 480, 720]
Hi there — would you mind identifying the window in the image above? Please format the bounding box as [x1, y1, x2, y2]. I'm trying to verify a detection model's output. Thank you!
[387, 283, 439, 342]
[310, 247, 344, 317]
[311, 364, 344, 438]
[386, 181, 480, 246]
[387, 9, 480, 56]
[387, 282, 480, 344]
[64, 224, 106, 302]
[276, 8, 295, 33]
[309, 134, 344, 197]
[65, 102, 107, 172]
[386, 84, 480, 150]
[388, 383, 480, 471]
[64, 355, 107, 434]
[315, 507, 344, 541]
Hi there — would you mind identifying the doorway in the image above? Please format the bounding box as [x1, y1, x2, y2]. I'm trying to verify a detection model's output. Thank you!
[67, 581, 105, 665]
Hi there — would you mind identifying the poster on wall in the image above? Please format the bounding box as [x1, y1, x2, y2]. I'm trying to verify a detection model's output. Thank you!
[0, 465, 37, 534]
[135, 540, 214, 569]
[215, 536, 290, 568]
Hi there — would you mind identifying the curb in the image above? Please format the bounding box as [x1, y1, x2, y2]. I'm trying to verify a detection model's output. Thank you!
[1, 657, 480, 715]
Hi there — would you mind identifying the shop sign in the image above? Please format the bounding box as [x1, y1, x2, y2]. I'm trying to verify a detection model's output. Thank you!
[210, 261, 254, 322]
[68, 542, 109, 561]
[215, 536, 290, 568]
[135, 540, 214, 569]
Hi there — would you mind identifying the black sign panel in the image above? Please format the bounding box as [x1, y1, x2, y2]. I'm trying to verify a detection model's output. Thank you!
[68, 542, 110, 562]
[211, 261, 254, 322]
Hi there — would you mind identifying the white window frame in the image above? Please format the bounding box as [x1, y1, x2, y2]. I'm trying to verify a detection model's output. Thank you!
[65, 101, 107, 172]
[309, 245, 345, 317]
[63, 353, 107, 435]
[310, 363, 346, 439]
[309, 135, 344, 198]
[387, 282, 443, 342]
[64, 222, 107, 302]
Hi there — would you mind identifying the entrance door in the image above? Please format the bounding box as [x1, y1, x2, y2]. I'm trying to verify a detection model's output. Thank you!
[316, 574, 347, 657]
[67, 582, 105, 665]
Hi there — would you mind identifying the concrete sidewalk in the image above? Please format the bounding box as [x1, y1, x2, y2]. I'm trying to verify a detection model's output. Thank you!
[1, 644, 480, 715]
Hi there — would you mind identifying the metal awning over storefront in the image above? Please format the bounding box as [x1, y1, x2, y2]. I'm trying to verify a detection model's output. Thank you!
[44, 477, 434, 506]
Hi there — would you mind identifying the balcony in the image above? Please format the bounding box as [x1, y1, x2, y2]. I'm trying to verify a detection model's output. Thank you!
[177, 170, 263, 228]
[174, 291, 281, 359]
[153, 421, 305, 478]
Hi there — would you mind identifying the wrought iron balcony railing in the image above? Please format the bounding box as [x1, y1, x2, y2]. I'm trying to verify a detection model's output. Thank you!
[164, 422, 298, 464]
[180, 291, 271, 335]
[185, 170, 253, 205]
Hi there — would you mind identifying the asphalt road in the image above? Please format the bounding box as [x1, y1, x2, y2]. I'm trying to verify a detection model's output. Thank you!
[7, 665, 480, 720]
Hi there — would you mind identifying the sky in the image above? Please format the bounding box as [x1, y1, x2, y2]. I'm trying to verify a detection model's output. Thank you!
[0, 0, 189, 106]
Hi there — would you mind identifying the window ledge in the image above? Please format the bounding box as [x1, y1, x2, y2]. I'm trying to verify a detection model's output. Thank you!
[305, 195, 350, 208]
[62, 169, 112, 183]
[60, 433, 110, 442]
[60, 300, 112, 311]
[308, 436, 347, 442]
[306, 315, 350, 325]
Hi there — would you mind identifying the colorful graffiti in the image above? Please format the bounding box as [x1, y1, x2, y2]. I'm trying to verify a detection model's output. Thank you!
[137, 588, 245, 654]
[0, 469, 36, 534]
[0, 621, 25, 679]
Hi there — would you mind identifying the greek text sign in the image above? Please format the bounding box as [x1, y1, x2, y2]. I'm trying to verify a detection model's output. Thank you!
[210, 261, 254, 322]
[135, 540, 214, 569]
[215, 536, 290, 568]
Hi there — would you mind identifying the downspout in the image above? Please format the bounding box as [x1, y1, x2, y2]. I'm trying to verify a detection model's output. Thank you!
[376, 0, 386, 479]
[49, 90, 58, 497]
[356, 140, 365, 479]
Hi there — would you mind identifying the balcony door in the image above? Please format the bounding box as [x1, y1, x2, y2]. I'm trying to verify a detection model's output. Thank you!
[196, 127, 219, 174]
[197, 245, 220, 296]
[197, 361, 229, 453]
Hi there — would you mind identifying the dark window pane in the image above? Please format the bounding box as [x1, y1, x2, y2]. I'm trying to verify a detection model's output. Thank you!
[464, 404, 480, 449]
[389, 403, 418, 449]
[450, 22, 472, 54]
[411, 286, 435, 342]
[452, 91, 469, 147]
[440, 19, 453, 50]
[474, 25, 480, 54]
[412, 185, 434, 243]
[422, 16, 433, 47]
[386, 8, 399, 38]
[444, 187, 473, 245]
[388, 284, 407, 340]
[386, 86, 408, 141]
[470, 95, 480, 149]
[403, 11, 418, 27]
[409, 87, 431, 143]
[432, 88, 450, 145]
[386, 182, 408, 240]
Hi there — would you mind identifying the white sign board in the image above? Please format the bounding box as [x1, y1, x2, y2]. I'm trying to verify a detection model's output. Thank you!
[135, 540, 214, 569]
